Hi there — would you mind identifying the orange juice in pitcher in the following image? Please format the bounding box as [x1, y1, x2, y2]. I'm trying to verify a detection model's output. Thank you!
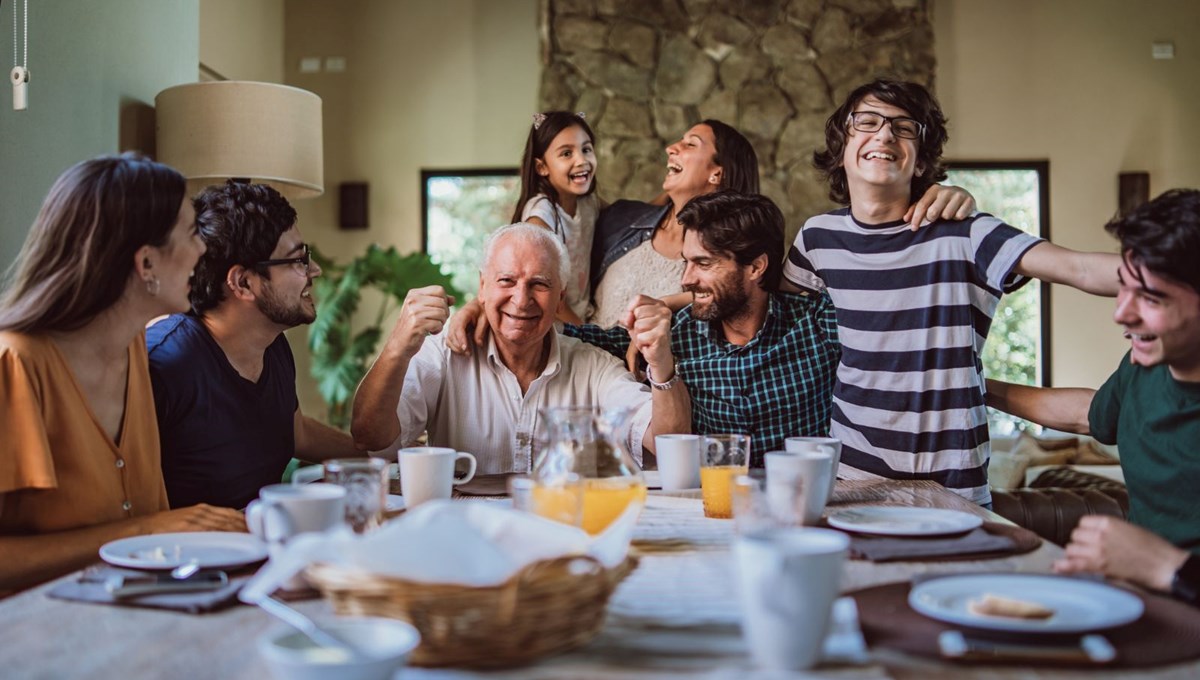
[532, 406, 646, 534]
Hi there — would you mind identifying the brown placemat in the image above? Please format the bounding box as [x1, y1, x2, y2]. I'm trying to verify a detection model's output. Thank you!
[847, 522, 1042, 562]
[851, 579, 1200, 668]
[454, 473, 514, 496]
[388, 472, 513, 497]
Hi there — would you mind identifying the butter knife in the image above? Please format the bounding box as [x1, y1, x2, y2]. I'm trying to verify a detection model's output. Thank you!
[939, 630, 1116, 664]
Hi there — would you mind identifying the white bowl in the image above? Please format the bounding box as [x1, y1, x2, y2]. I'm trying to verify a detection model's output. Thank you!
[259, 617, 420, 680]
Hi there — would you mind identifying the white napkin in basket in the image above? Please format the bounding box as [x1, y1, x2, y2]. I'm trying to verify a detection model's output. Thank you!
[240, 499, 638, 603]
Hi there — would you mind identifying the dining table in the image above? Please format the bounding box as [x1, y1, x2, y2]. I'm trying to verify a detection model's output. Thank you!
[1, 478, 1196, 679]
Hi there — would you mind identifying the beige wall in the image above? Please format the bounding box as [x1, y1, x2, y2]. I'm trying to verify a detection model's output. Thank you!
[934, 0, 1200, 388]
[200, 0, 284, 82]
[283, 0, 539, 417]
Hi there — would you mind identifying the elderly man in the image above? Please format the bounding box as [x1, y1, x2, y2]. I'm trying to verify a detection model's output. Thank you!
[351, 223, 690, 472]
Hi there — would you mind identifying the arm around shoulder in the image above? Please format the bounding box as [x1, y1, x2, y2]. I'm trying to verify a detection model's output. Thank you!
[1014, 241, 1121, 297]
[984, 379, 1094, 434]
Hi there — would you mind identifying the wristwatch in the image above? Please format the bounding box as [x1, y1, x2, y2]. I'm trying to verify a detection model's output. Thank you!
[645, 363, 680, 391]
[1170, 554, 1200, 606]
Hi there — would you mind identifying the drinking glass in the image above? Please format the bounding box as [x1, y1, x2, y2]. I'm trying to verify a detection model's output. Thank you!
[323, 457, 388, 533]
[700, 434, 750, 519]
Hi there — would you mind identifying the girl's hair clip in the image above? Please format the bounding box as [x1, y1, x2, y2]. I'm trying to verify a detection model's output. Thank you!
[576, 111, 586, 120]
[532, 112, 547, 130]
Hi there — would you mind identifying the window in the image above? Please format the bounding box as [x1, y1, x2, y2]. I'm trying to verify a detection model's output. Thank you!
[421, 169, 520, 300]
[944, 162, 1050, 434]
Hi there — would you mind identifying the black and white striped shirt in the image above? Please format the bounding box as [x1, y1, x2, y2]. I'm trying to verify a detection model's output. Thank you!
[783, 209, 1041, 504]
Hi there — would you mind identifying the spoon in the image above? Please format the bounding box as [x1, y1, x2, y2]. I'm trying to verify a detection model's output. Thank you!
[256, 596, 365, 661]
[171, 559, 201, 580]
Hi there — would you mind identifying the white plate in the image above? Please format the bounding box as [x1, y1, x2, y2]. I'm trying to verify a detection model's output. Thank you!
[386, 494, 405, 511]
[100, 532, 268, 570]
[827, 506, 983, 536]
[909, 573, 1144, 633]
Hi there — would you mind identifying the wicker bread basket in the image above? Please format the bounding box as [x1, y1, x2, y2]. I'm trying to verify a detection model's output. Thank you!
[305, 553, 638, 668]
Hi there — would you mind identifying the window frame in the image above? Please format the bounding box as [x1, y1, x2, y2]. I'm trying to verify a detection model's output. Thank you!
[420, 167, 519, 255]
[945, 160, 1052, 386]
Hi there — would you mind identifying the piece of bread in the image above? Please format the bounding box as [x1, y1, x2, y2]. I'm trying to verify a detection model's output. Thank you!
[967, 594, 1055, 620]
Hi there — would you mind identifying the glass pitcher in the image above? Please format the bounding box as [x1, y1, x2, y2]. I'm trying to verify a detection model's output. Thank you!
[531, 405, 647, 534]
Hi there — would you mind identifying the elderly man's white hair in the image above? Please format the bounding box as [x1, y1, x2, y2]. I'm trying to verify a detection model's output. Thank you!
[481, 222, 570, 286]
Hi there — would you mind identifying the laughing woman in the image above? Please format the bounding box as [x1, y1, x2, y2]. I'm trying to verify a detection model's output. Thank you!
[0, 154, 245, 594]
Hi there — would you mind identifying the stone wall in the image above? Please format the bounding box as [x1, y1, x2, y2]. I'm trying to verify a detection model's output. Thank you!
[538, 0, 936, 238]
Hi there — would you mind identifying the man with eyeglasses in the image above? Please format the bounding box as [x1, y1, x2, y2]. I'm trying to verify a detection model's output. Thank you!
[780, 79, 1120, 506]
[146, 180, 358, 510]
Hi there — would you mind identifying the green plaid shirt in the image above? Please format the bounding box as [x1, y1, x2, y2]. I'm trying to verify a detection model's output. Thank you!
[565, 292, 841, 466]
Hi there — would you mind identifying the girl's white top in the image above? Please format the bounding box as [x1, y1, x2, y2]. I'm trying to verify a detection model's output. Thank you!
[522, 194, 597, 321]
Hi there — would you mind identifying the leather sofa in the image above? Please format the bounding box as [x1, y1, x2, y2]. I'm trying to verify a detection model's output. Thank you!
[991, 467, 1129, 546]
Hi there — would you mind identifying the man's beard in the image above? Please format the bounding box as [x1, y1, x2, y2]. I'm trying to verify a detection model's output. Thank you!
[256, 285, 315, 327]
[684, 275, 750, 323]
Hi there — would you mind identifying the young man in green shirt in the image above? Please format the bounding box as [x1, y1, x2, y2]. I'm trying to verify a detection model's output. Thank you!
[987, 188, 1200, 604]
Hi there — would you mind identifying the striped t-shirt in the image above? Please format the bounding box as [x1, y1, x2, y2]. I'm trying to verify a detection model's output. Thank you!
[783, 208, 1041, 504]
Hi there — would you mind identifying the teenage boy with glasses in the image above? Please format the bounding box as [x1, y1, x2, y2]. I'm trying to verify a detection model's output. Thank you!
[780, 79, 1121, 506]
[146, 181, 358, 510]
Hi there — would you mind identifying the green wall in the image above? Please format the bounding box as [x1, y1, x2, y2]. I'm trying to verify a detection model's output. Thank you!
[0, 0, 199, 271]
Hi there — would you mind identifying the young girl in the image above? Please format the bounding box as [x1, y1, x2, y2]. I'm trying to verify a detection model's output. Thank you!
[511, 111, 599, 325]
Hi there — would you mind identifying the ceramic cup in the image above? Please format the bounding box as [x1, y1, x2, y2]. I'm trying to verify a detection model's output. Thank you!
[654, 434, 701, 491]
[763, 447, 835, 526]
[397, 447, 477, 508]
[785, 436, 843, 498]
[246, 483, 347, 547]
[734, 527, 849, 671]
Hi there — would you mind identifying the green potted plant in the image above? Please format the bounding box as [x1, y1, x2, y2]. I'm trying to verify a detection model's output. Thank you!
[307, 244, 463, 429]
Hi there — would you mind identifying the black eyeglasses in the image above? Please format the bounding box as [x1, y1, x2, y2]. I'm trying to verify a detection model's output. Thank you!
[846, 111, 924, 140]
[255, 243, 311, 272]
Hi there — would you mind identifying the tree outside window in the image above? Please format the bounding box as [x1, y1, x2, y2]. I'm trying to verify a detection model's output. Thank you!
[422, 169, 520, 301]
[945, 162, 1050, 434]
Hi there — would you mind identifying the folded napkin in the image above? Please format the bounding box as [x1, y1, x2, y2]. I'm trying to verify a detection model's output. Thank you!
[48, 565, 248, 614]
[848, 522, 1040, 562]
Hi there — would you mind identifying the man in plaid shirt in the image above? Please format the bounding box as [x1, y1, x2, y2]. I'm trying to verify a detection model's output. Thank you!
[566, 191, 840, 466]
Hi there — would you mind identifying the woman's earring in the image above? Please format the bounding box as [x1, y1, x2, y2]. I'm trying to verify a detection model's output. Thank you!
[145, 276, 160, 297]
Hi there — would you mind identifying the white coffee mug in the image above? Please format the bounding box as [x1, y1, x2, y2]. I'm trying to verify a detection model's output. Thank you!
[398, 447, 477, 508]
[245, 483, 347, 546]
[785, 436, 842, 498]
[734, 527, 849, 671]
[654, 434, 701, 491]
[764, 447, 835, 525]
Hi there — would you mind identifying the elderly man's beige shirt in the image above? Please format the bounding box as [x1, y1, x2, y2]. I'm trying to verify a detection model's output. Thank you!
[390, 331, 653, 474]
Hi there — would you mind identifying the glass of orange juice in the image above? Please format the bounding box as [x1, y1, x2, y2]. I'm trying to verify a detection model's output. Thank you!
[700, 434, 751, 518]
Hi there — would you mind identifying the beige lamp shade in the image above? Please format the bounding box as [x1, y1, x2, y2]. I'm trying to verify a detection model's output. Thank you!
[155, 81, 324, 199]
